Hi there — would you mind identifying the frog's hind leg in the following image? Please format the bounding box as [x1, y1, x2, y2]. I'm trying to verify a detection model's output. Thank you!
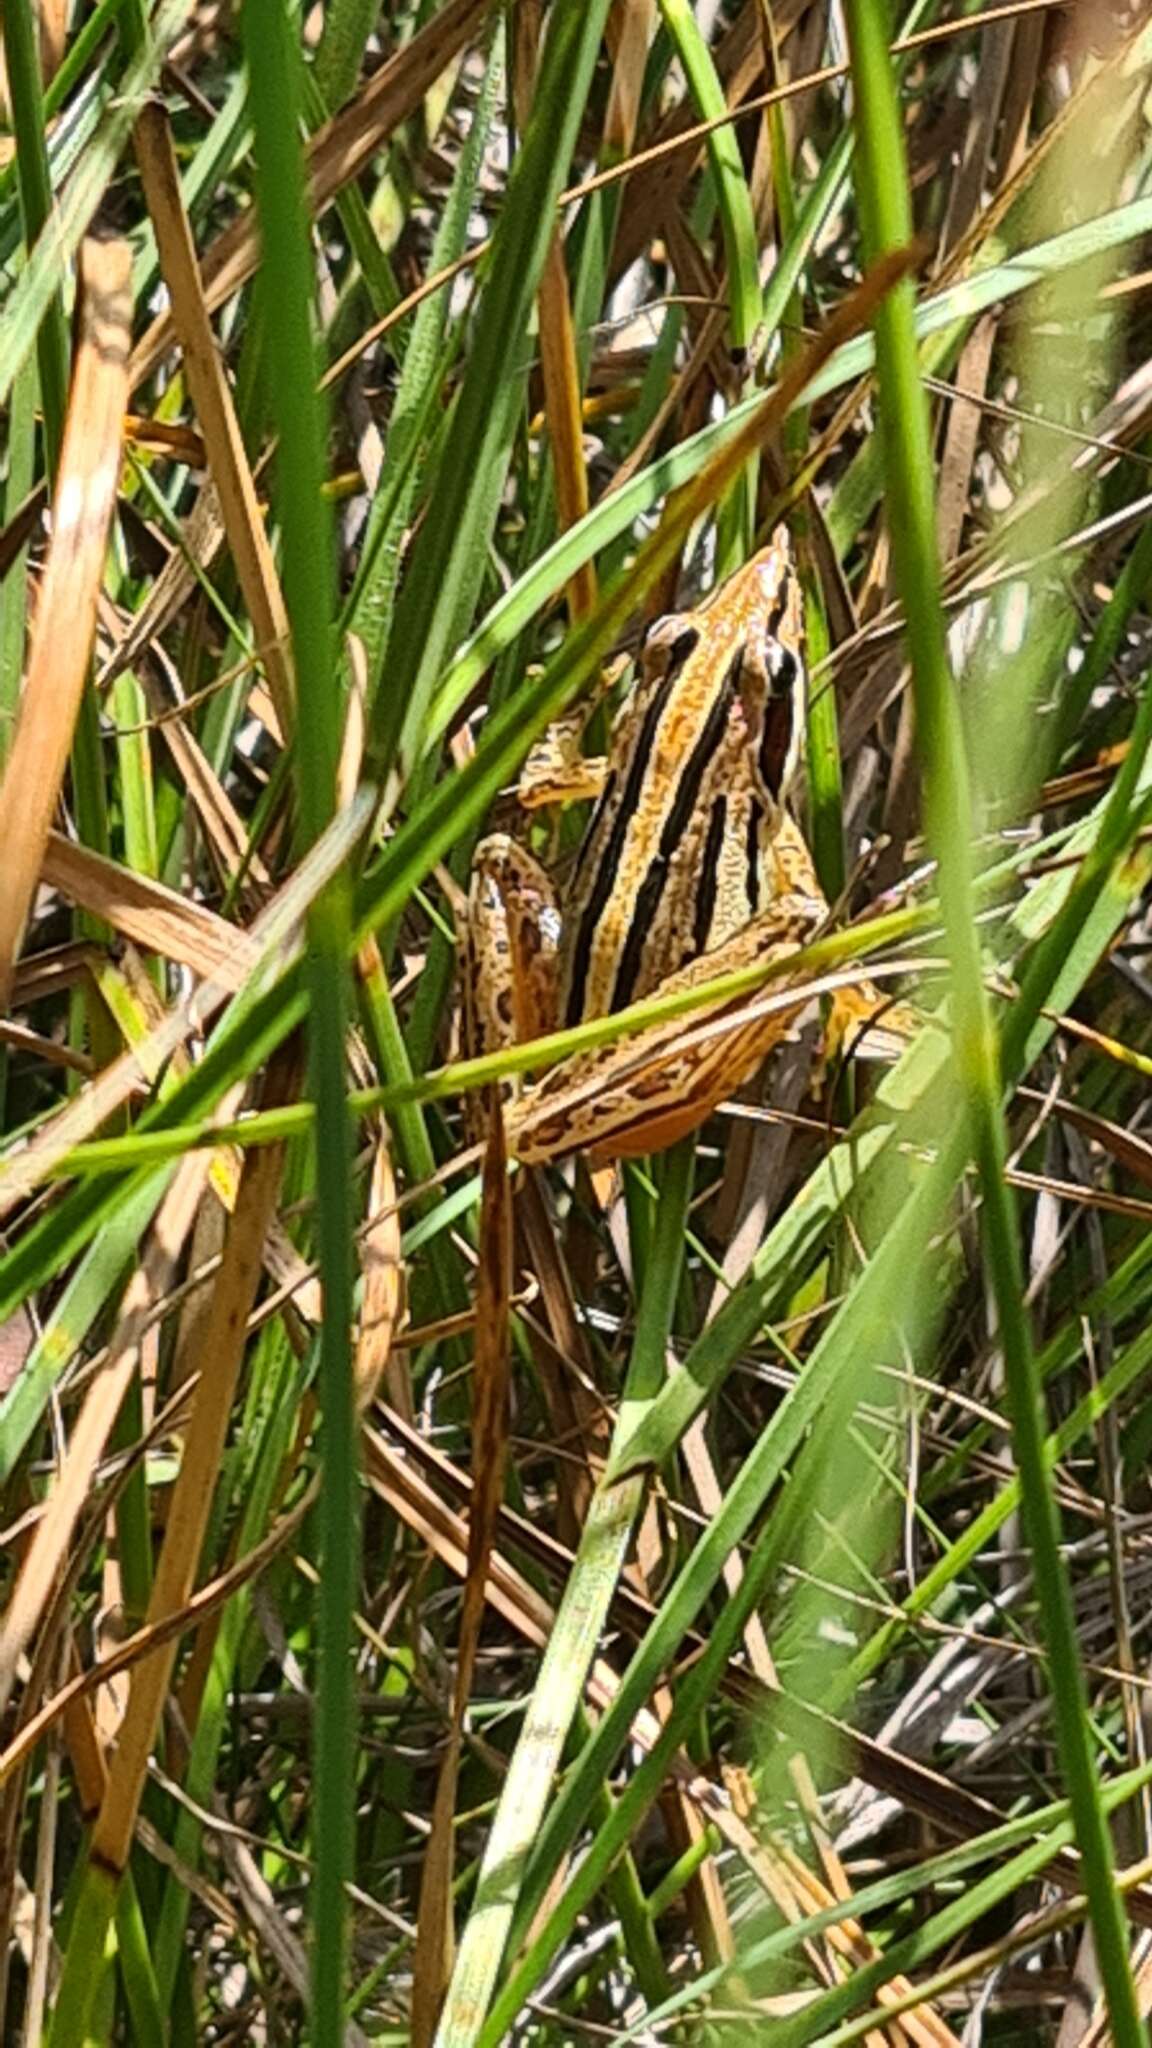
[465, 834, 562, 1062]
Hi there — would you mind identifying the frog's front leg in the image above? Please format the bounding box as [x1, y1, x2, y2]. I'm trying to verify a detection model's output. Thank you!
[463, 834, 562, 1072]
[518, 719, 608, 812]
[516, 652, 632, 812]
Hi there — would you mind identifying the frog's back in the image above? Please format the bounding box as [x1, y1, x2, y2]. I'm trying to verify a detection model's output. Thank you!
[559, 537, 806, 1025]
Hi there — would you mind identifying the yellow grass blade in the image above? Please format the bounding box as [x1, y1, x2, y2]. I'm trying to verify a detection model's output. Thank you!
[0, 238, 131, 1012]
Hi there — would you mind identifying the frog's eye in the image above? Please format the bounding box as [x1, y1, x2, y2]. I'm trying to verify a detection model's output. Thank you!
[767, 640, 801, 699]
[641, 619, 699, 681]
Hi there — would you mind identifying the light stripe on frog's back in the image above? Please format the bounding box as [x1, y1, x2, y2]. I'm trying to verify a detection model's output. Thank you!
[560, 652, 689, 1026]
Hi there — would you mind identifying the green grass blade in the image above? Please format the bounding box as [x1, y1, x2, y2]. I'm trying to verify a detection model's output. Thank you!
[240, 0, 358, 2035]
[434, 1143, 696, 2047]
[843, 1, 1142, 2036]
[0, 0, 196, 407]
[378, 0, 614, 780]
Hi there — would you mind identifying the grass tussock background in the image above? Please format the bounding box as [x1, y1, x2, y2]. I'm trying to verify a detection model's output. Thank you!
[3, 0, 1152, 2040]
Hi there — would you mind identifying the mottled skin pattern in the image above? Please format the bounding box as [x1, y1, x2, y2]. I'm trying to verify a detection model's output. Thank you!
[464, 837, 560, 1060]
[462, 529, 902, 1165]
[509, 891, 825, 1166]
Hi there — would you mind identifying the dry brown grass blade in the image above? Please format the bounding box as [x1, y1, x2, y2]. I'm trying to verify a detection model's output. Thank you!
[410, 1755, 463, 2046]
[133, 101, 295, 736]
[0, 1477, 320, 1790]
[514, 1174, 603, 1536]
[128, 0, 488, 389]
[1006, 1171, 1152, 1225]
[728, 1822, 960, 2047]
[111, 632, 273, 897]
[96, 481, 225, 692]
[0, 1019, 92, 1075]
[0, 1153, 218, 1718]
[0, 480, 48, 581]
[514, 0, 594, 627]
[0, 237, 132, 1013]
[355, 1139, 405, 1414]
[368, 1409, 1057, 2015]
[934, 314, 998, 560]
[84, 1083, 289, 1885]
[608, 235, 729, 498]
[603, 0, 656, 159]
[40, 830, 260, 987]
[458, 1100, 515, 1683]
[367, 1403, 1152, 1932]
[11, 939, 105, 1006]
[0, 785, 371, 1214]
[371, 1412, 1055, 2023]
[122, 411, 207, 464]
[538, 234, 596, 619]
[1019, 1086, 1152, 1191]
[411, 1096, 513, 2046]
[611, 4, 765, 276]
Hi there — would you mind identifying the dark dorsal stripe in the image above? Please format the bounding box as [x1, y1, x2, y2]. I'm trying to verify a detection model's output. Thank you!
[609, 649, 741, 1012]
[563, 658, 686, 1024]
[567, 766, 616, 920]
[693, 795, 727, 956]
[563, 625, 702, 1023]
[759, 645, 798, 797]
[745, 796, 763, 915]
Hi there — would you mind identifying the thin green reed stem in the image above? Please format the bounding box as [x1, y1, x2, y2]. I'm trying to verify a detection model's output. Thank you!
[842, 3, 1142, 2041]
[241, 2, 358, 2039]
[2, 0, 69, 470]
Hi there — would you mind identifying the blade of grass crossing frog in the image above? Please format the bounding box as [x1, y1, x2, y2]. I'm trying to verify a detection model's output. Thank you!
[609, 726, 1152, 1482]
[362, 247, 922, 957]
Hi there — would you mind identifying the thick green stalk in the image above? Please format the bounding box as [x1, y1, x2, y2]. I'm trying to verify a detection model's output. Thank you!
[241, 3, 357, 2040]
[434, 1144, 695, 2046]
[842, 2, 1142, 2039]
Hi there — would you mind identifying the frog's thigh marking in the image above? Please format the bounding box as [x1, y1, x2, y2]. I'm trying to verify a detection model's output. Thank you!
[467, 833, 561, 1054]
